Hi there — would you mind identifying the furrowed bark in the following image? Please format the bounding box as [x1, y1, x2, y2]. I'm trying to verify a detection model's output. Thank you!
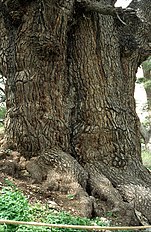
[0, 0, 151, 224]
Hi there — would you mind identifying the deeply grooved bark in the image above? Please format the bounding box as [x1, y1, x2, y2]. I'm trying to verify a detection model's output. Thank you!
[1, 0, 151, 224]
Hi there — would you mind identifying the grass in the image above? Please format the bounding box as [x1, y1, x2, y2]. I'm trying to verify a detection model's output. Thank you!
[0, 186, 31, 232]
[0, 182, 109, 232]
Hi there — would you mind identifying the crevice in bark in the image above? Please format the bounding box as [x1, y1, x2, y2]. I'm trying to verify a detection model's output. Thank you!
[1, 0, 151, 225]
[0, 0, 27, 28]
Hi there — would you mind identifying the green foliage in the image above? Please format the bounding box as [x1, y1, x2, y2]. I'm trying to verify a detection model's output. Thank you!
[142, 149, 151, 170]
[144, 79, 151, 89]
[142, 56, 151, 72]
[66, 194, 76, 200]
[106, 211, 114, 217]
[4, 178, 17, 188]
[118, 231, 133, 232]
[0, 186, 31, 232]
[16, 226, 51, 231]
[0, 225, 5, 232]
[46, 211, 106, 232]
[135, 77, 144, 84]
[0, 106, 6, 120]
[142, 116, 151, 128]
[0, 185, 108, 232]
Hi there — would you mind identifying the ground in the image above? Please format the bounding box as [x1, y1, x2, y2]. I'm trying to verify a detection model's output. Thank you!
[0, 129, 151, 226]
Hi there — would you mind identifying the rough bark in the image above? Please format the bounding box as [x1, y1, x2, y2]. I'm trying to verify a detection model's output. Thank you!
[1, 0, 151, 224]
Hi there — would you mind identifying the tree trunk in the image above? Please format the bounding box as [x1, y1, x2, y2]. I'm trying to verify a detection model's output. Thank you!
[1, 0, 151, 225]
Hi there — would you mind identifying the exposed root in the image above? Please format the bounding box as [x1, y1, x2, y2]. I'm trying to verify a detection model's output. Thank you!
[26, 146, 88, 186]
[25, 147, 151, 224]
[84, 163, 140, 225]
[43, 168, 93, 217]
[117, 184, 151, 224]
[26, 146, 93, 217]
[85, 163, 123, 211]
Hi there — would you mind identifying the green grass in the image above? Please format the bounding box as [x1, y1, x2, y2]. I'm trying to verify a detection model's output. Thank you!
[0, 182, 109, 232]
[142, 149, 151, 170]
[0, 186, 31, 232]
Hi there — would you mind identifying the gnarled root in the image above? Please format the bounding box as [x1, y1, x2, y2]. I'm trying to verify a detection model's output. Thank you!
[26, 147, 151, 224]
[26, 146, 93, 217]
[84, 163, 139, 225]
[117, 183, 151, 224]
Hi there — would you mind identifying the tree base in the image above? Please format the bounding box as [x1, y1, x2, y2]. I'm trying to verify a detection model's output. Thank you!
[24, 147, 151, 225]
[1, 143, 151, 225]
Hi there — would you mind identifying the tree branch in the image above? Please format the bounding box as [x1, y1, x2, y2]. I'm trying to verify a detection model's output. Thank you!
[76, 0, 117, 16]
[132, 1, 151, 27]
[129, 0, 151, 46]
[76, 0, 136, 25]
[76, 0, 151, 58]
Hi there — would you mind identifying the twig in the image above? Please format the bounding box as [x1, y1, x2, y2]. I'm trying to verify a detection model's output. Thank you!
[0, 219, 151, 230]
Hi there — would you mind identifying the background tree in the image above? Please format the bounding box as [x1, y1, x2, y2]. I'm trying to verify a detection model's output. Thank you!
[142, 57, 151, 110]
[141, 57, 151, 148]
[0, 0, 151, 224]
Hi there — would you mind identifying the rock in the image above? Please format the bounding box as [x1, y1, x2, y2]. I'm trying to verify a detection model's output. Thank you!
[20, 169, 30, 177]
[47, 200, 59, 209]
[19, 156, 27, 169]
[0, 160, 19, 177]
[99, 217, 110, 226]
[11, 151, 20, 162]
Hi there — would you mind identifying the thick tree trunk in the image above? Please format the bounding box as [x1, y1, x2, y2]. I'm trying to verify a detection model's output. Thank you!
[1, 0, 151, 225]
